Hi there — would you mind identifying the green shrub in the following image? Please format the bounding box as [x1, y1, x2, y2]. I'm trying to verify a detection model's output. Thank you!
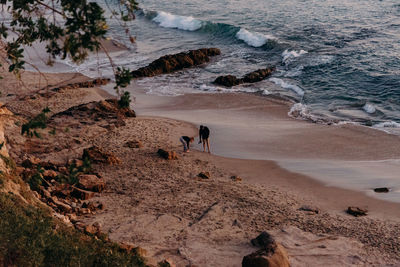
[0, 192, 146, 266]
[21, 108, 51, 138]
[118, 91, 131, 108]
[27, 167, 44, 192]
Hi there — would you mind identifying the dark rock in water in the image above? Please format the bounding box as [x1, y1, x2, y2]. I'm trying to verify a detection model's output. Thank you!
[374, 187, 389, 193]
[214, 67, 275, 87]
[214, 75, 241, 87]
[131, 48, 221, 78]
[347, 206, 368, 217]
[244, 232, 290, 267]
[242, 68, 275, 83]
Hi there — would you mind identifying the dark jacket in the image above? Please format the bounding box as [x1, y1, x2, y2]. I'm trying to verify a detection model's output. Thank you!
[182, 136, 191, 149]
[199, 126, 210, 139]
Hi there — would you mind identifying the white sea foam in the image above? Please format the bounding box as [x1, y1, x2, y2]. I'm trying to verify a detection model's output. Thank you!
[373, 121, 400, 128]
[282, 49, 308, 64]
[261, 89, 270, 95]
[199, 84, 260, 94]
[235, 28, 275, 48]
[152, 11, 202, 31]
[288, 103, 309, 118]
[362, 103, 376, 114]
[269, 78, 304, 96]
[305, 55, 335, 67]
[199, 84, 225, 92]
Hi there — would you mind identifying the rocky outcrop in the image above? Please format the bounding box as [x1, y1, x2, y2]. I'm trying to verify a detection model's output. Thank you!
[51, 99, 135, 124]
[131, 48, 221, 78]
[18, 78, 111, 101]
[78, 174, 105, 192]
[48, 78, 110, 92]
[242, 232, 290, 267]
[157, 149, 178, 160]
[82, 146, 121, 165]
[214, 67, 275, 87]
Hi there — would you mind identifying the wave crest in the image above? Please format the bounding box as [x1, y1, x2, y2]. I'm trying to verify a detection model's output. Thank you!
[269, 78, 304, 96]
[282, 49, 308, 64]
[235, 28, 276, 48]
[152, 11, 202, 31]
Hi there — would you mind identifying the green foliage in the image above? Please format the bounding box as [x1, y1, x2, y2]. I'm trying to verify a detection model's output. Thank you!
[21, 107, 50, 138]
[115, 66, 134, 90]
[1, 0, 139, 90]
[27, 167, 44, 192]
[118, 91, 131, 108]
[56, 158, 92, 185]
[0, 192, 147, 266]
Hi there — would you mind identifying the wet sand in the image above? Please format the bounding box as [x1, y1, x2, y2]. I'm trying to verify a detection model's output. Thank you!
[121, 85, 400, 205]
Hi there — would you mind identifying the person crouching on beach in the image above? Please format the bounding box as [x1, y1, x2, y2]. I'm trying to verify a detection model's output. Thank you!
[180, 136, 194, 152]
[199, 125, 211, 153]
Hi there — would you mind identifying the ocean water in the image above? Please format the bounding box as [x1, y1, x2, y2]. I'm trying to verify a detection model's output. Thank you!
[12, 0, 400, 129]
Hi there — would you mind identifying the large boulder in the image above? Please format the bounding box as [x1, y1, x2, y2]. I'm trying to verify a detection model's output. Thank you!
[243, 232, 290, 267]
[131, 48, 221, 78]
[78, 174, 106, 192]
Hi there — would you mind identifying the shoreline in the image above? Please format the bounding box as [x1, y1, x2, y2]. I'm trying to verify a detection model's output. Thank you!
[107, 83, 400, 205]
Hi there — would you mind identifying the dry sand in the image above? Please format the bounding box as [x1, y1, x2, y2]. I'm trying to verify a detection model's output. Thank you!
[2, 55, 400, 266]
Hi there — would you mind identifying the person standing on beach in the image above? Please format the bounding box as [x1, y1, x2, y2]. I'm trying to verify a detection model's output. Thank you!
[199, 125, 211, 153]
[180, 136, 194, 152]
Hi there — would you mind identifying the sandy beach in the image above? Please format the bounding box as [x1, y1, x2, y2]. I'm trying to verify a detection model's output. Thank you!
[2, 53, 400, 266]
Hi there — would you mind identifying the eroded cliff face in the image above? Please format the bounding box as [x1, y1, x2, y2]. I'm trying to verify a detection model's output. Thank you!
[0, 104, 34, 204]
